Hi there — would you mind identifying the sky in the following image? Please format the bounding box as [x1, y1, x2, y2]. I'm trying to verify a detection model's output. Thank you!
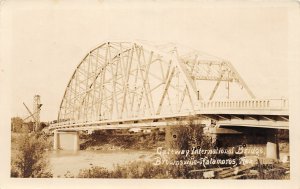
[1, 1, 290, 121]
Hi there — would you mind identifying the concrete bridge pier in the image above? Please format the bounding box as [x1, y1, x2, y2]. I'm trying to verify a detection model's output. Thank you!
[53, 130, 80, 152]
[53, 130, 59, 150]
[266, 130, 279, 160]
[266, 142, 278, 159]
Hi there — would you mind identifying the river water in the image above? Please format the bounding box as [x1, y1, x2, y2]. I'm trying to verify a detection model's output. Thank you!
[48, 137, 289, 177]
[49, 149, 156, 177]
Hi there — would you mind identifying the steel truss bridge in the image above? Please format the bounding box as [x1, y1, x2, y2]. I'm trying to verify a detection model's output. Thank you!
[49, 41, 289, 132]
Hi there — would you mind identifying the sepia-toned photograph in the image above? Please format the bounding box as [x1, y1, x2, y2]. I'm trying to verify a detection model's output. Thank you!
[1, 1, 300, 187]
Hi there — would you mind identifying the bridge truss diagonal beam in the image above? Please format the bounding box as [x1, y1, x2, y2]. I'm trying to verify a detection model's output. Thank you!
[55, 41, 277, 130]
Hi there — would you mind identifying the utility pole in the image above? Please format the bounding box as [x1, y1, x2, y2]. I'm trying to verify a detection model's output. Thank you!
[23, 95, 42, 132]
[33, 95, 42, 132]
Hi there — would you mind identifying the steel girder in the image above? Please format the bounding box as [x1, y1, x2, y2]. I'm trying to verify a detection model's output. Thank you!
[57, 41, 254, 123]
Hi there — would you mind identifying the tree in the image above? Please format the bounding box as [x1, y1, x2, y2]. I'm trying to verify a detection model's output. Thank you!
[11, 117, 23, 132]
[166, 118, 213, 153]
[11, 132, 52, 178]
[165, 117, 216, 174]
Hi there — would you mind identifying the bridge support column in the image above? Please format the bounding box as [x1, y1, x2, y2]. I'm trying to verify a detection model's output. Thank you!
[53, 131, 80, 152]
[73, 131, 79, 151]
[53, 130, 59, 151]
[266, 130, 279, 160]
[266, 142, 278, 159]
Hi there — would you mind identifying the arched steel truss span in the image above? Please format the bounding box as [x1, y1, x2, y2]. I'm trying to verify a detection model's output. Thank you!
[58, 41, 256, 123]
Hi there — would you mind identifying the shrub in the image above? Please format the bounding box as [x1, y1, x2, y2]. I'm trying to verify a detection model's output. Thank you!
[165, 119, 216, 168]
[78, 166, 111, 178]
[11, 132, 52, 178]
[77, 161, 172, 178]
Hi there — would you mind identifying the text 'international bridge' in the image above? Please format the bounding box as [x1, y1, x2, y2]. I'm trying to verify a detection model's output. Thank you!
[49, 41, 289, 133]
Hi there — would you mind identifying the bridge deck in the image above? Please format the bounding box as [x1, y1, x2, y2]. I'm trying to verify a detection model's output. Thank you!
[49, 99, 289, 131]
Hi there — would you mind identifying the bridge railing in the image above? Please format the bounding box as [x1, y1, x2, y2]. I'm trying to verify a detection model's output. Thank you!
[197, 98, 288, 110]
[50, 98, 289, 130]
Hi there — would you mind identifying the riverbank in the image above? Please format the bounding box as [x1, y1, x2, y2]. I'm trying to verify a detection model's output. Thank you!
[11, 129, 290, 179]
[80, 130, 166, 151]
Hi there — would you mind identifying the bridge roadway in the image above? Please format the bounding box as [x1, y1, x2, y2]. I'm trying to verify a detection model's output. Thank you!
[49, 98, 289, 131]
